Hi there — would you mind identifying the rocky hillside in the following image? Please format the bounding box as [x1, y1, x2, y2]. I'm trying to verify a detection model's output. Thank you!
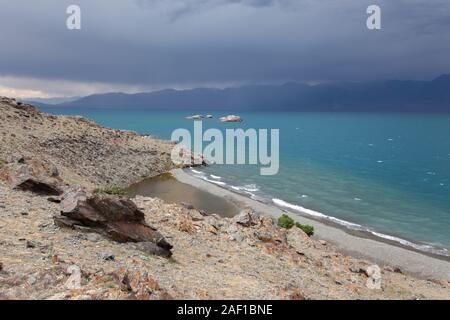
[0, 97, 449, 300]
[1, 184, 449, 300]
[0, 97, 175, 190]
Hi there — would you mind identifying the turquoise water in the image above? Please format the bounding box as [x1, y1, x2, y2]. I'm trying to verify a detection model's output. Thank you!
[42, 108, 450, 255]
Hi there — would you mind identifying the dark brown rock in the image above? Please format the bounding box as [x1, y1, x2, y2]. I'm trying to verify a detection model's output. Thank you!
[134, 242, 173, 258]
[47, 196, 62, 203]
[394, 267, 403, 274]
[14, 178, 62, 195]
[26, 240, 37, 249]
[120, 272, 133, 292]
[0, 156, 63, 195]
[54, 191, 173, 257]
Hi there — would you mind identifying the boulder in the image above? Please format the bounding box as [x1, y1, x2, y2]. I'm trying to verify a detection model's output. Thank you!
[225, 224, 246, 244]
[13, 102, 38, 113]
[14, 178, 62, 196]
[172, 145, 207, 167]
[204, 216, 219, 229]
[0, 156, 64, 195]
[180, 202, 194, 210]
[0, 97, 37, 113]
[365, 265, 382, 290]
[286, 227, 312, 252]
[348, 265, 366, 275]
[254, 230, 275, 243]
[188, 210, 205, 222]
[134, 242, 173, 258]
[233, 209, 259, 227]
[54, 191, 173, 257]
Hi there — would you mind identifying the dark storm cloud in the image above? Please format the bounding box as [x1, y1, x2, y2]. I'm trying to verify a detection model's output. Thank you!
[0, 0, 450, 94]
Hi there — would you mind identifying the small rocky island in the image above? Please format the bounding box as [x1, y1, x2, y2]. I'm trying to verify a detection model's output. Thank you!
[219, 115, 243, 122]
[0, 97, 449, 300]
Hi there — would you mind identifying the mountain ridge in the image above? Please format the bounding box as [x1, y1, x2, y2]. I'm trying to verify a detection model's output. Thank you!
[34, 74, 450, 112]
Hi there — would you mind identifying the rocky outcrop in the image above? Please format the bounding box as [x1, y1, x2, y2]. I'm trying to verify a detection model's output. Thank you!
[173, 145, 207, 167]
[233, 209, 260, 227]
[286, 227, 313, 254]
[0, 97, 37, 113]
[53, 191, 173, 257]
[0, 97, 176, 188]
[0, 156, 64, 195]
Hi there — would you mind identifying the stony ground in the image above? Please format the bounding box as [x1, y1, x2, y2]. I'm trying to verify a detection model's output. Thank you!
[1, 185, 449, 300]
[0, 97, 449, 300]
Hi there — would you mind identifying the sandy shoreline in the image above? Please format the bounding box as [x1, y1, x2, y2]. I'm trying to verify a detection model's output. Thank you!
[171, 168, 450, 280]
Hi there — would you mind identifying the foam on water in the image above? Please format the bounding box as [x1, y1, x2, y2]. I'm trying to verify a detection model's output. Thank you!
[272, 198, 363, 229]
[242, 184, 259, 192]
[370, 231, 449, 256]
[230, 184, 259, 192]
[202, 177, 226, 186]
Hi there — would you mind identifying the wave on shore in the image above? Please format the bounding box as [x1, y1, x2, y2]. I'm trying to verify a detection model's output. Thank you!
[272, 198, 363, 229]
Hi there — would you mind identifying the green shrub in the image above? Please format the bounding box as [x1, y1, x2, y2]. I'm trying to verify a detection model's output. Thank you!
[295, 222, 315, 237]
[278, 214, 315, 237]
[93, 186, 126, 196]
[278, 214, 295, 229]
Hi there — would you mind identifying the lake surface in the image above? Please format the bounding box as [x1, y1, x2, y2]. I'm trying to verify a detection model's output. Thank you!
[42, 107, 450, 256]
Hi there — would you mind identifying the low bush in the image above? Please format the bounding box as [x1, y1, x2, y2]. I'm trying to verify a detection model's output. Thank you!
[295, 222, 315, 237]
[278, 214, 315, 236]
[277, 214, 295, 229]
[93, 186, 126, 196]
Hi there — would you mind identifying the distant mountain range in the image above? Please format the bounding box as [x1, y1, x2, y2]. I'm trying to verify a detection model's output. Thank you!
[26, 96, 81, 105]
[33, 75, 450, 112]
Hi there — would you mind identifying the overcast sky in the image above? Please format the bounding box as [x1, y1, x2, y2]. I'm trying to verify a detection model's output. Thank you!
[0, 0, 449, 98]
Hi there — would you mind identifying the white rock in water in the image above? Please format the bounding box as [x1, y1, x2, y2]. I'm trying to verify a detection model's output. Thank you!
[219, 115, 243, 122]
[186, 115, 203, 120]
